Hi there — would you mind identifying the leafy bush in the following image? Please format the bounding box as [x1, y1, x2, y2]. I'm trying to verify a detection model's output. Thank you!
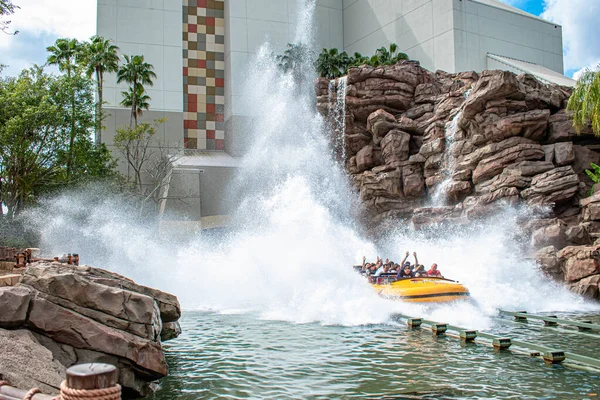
[315, 43, 409, 79]
[585, 162, 600, 196]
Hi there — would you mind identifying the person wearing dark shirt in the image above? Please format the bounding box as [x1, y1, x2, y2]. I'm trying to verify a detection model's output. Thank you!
[397, 263, 415, 279]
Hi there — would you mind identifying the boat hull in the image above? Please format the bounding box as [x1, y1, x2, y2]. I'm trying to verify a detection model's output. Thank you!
[372, 277, 470, 303]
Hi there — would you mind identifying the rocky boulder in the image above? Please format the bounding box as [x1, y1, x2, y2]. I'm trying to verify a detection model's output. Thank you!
[359, 168, 402, 201]
[367, 109, 398, 144]
[0, 328, 65, 395]
[381, 130, 411, 164]
[472, 142, 545, 184]
[535, 246, 561, 279]
[520, 166, 580, 206]
[532, 220, 566, 249]
[569, 274, 600, 300]
[356, 145, 383, 172]
[0, 262, 182, 397]
[474, 109, 550, 143]
[412, 206, 460, 229]
[580, 192, 600, 222]
[317, 62, 600, 302]
[462, 70, 522, 120]
[557, 245, 600, 283]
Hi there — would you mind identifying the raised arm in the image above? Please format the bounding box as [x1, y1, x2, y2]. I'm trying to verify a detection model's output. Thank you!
[413, 251, 419, 266]
[401, 251, 409, 266]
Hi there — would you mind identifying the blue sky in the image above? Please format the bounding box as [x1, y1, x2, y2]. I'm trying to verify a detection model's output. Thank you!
[0, 0, 599, 79]
[506, 0, 545, 16]
[501, 0, 600, 78]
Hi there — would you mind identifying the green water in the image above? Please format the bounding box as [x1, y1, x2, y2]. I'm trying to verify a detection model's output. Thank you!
[147, 311, 600, 399]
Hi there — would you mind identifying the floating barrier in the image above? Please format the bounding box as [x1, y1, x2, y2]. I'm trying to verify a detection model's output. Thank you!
[431, 323, 448, 335]
[407, 318, 422, 328]
[460, 330, 477, 342]
[500, 310, 600, 332]
[492, 338, 512, 350]
[391, 313, 600, 370]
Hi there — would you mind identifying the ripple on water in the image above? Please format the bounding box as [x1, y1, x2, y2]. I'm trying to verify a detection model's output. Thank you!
[147, 311, 600, 399]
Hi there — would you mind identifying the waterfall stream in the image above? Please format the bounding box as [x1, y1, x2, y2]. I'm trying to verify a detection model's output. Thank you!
[431, 89, 472, 205]
[328, 77, 347, 162]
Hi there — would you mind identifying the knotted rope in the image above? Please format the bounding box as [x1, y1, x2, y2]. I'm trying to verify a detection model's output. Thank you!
[23, 388, 41, 400]
[0, 380, 43, 400]
[59, 381, 121, 400]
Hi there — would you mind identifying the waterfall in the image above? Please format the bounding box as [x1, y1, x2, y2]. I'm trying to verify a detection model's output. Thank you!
[432, 89, 472, 206]
[431, 110, 463, 206]
[328, 76, 347, 162]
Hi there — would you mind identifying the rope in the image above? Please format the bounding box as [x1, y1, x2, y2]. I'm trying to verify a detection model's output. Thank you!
[59, 381, 121, 400]
[24, 388, 41, 400]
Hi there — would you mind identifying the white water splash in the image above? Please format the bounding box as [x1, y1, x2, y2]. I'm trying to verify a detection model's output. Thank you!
[25, 0, 600, 328]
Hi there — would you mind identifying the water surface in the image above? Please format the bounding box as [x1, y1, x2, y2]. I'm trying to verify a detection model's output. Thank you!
[149, 311, 600, 399]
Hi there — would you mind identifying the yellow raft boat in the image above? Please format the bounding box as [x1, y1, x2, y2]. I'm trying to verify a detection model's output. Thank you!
[371, 275, 470, 303]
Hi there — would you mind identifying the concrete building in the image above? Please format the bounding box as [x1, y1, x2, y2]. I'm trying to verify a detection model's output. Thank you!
[97, 0, 574, 227]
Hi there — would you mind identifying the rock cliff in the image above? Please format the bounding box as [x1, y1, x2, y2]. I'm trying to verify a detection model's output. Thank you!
[0, 262, 181, 398]
[317, 61, 600, 301]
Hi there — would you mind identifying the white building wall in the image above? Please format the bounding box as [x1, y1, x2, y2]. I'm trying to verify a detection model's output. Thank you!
[224, 0, 344, 121]
[97, 0, 183, 113]
[342, 0, 563, 75]
[453, 0, 564, 74]
[342, 0, 455, 73]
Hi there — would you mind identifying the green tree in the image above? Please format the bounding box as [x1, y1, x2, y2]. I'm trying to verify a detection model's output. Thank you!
[368, 43, 409, 67]
[567, 67, 600, 136]
[316, 48, 346, 79]
[116, 55, 156, 128]
[0, 67, 115, 218]
[120, 85, 150, 119]
[585, 162, 600, 196]
[80, 35, 120, 145]
[315, 44, 410, 79]
[113, 118, 167, 195]
[0, 0, 18, 35]
[350, 52, 369, 67]
[276, 43, 315, 82]
[46, 38, 80, 78]
[46, 38, 83, 181]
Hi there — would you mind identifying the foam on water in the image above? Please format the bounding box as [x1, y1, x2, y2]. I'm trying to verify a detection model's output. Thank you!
[24, 0, 599, 329]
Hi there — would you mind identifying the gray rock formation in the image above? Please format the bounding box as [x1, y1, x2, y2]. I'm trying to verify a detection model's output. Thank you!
[0, 262, 182, 397]
[317, 61, 600, 300]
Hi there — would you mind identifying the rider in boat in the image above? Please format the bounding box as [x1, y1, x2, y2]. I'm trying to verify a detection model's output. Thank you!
[396, 262, 415, 279]
[427, 263, 443, 277]
[414, 264, 427, 277]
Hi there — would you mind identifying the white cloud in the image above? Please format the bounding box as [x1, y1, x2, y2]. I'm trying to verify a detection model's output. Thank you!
[541, 0, 600, 74]
[1, 0, 96, 76]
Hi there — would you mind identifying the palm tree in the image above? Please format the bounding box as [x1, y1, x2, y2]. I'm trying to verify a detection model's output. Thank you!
[368, 43, 409, 67]
[567, 67, 600, 136]
[316, 48, 346, 79]
[350, 52, 369, 67]
[116, 55, 156, 127]
[120, 85, 151, 119]
[46, 38, 80, 78]
[46, 38, 81, 182]
[81, 36, 120, 145]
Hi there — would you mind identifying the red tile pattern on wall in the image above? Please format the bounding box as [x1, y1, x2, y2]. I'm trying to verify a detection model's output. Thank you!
[183, 0, 225, 150]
